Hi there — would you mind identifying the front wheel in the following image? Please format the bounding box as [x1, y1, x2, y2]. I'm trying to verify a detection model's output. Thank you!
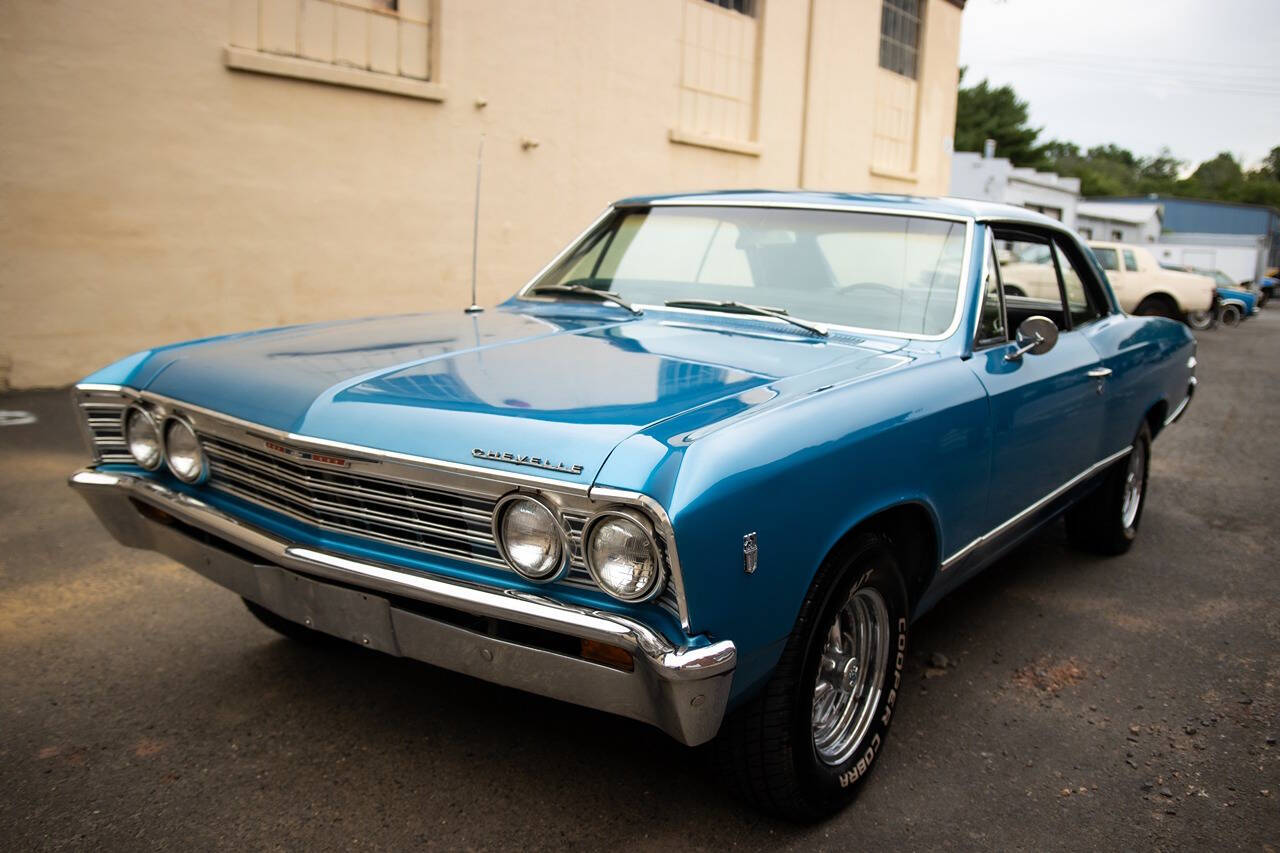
[1220, 303, 1243, 327]
[714, 532, 909, 821]
[1066, 424, 1151, 555]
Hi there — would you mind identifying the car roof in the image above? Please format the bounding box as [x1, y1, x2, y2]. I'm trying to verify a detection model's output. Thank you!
[1086, 240, 1148, 251]
[613, 189, 1067, 226]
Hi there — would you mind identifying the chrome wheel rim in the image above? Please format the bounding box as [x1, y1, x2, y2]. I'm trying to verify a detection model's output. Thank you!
[1121, 445, 1145, 529]
[811, 586, 890, 766]
[1187, 310, 1213, 330]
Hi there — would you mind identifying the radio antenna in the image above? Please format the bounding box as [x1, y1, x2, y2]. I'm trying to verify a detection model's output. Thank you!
[465, 135, 485, 314]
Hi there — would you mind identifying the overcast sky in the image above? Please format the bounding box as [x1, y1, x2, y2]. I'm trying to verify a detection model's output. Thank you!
[958, 0, 1280, 171]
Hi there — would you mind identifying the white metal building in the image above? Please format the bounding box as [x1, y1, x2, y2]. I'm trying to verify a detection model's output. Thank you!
[950, 150, 1081, 229]
[1076, 201, 1162, 244]
[1148, 233, 1267, 283]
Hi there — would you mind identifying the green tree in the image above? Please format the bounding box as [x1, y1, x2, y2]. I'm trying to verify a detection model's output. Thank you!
[955, 74, 1278, 209]
[954, 69, 1045, 166]
[1186, 152, 1245, 197]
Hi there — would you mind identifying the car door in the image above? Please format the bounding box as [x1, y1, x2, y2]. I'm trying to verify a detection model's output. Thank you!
[969, 226, 1109, 533]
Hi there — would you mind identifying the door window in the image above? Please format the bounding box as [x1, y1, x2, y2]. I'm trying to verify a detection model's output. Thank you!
[994, 237, 1068, 333]
[1122, 249, 1139, 272]
[1054, 242, 1104, 327]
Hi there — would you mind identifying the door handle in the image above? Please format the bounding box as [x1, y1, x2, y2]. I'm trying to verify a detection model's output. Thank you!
[1087, 367, 1113, 378]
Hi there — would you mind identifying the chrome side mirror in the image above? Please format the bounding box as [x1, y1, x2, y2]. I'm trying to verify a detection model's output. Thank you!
[1005, 315, 1059, 361]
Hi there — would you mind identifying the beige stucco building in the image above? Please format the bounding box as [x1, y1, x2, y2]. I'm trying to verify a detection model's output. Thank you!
[0, 0, 964, 388]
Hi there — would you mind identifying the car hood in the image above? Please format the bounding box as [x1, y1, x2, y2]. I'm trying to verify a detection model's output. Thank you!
[127, 307, 904, 484]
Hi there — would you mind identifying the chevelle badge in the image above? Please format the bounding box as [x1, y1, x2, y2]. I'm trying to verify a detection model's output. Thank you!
[472, 448, 584, 476]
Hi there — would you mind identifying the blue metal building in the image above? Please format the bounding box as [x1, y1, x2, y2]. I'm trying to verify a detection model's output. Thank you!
[1093, 196, 1280, 269]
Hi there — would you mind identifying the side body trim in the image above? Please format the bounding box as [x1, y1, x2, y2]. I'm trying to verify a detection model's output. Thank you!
[940, 445, 1134, 571]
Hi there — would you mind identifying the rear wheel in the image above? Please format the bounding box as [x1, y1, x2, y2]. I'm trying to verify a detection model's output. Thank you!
[714, 532, 909, 822]
[1134, 295, 1181, 322]
[1186, 308, 1217, 331]
[1066, 424, 1151, 556]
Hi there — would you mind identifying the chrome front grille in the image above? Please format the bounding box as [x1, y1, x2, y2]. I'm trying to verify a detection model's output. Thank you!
[79, 399, 132, 463]
[201, 434, 677, 614]
[204, 436, 506, 567]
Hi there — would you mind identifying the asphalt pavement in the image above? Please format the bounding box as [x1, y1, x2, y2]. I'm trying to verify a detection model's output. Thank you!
[1, 313, 1277, 851]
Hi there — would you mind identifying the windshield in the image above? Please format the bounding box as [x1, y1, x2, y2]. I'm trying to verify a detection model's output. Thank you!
[527, 206, 969, 336]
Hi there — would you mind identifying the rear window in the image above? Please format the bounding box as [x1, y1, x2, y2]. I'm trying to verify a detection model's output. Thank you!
[1092, 247, 1120, 271]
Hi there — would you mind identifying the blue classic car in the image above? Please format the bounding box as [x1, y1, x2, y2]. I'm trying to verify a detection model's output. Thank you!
[70, 192, 1196, 820]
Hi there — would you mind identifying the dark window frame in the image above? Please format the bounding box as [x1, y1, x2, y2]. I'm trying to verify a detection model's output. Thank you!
[878, 0, 923, 80]
[974, 234, 1010, 349]
[702, 0, 757, 16]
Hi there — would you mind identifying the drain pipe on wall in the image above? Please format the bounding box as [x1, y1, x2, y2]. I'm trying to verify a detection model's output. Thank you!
[797, 0, 816, 189]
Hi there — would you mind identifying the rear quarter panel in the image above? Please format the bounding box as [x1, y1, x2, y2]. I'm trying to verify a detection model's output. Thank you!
[1082, 313, 1195, 453]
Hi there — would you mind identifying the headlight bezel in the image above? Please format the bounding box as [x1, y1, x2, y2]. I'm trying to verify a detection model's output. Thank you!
[121, 404, 164, 471]
[491, 492, 571, 583]
[162, 415, 208, 484]
[582, 506, 665, 603]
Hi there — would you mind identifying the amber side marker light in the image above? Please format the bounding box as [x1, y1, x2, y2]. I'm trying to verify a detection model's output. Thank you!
[130, 498, 176, 526]
[580, 639, 634, 672]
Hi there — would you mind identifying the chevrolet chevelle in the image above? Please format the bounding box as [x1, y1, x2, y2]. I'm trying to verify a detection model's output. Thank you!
[70, 192, 1196, 820]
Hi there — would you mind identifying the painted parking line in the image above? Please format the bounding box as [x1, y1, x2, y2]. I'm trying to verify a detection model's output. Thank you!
[0, 410, 38, 426]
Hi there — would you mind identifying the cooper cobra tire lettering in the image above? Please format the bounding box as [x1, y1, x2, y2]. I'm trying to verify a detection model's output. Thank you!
[838, 734, 881, 788]
[839, 618, 908, 788]
[881, 617, 907, 726]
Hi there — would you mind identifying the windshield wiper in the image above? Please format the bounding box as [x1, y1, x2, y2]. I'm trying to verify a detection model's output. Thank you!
[527, 283, 642, 315]
[663, 299, 828, 337]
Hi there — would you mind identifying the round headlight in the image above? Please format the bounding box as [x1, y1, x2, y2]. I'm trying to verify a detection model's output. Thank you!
[163, 417, 206, 483]
[585, 511, 662, 602]
[494, 495, 565, 581]
[123, 406, 163, 470]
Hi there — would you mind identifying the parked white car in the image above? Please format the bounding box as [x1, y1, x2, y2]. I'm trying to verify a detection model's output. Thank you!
[1087, 242, 1215, 321]
[999, 241, 1215, 324]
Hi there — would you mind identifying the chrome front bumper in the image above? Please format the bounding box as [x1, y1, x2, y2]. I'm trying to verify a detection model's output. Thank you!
[69, 469, 735, 746]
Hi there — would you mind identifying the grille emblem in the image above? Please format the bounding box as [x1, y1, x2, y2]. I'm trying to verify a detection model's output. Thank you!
[263, 439, 351, 468]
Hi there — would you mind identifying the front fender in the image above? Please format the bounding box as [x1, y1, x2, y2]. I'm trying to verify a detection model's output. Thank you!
[596, 356, 990, 702]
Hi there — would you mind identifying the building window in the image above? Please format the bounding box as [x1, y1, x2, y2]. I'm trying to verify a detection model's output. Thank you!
[702, 0, 756, 14]
[670, 0, 762, 154]
[871, 0, 923, 177]
[226, 0, 442, 100]
[879, 0, 921, 80]
[1111, 229, 1124, 241]
[1080, 227, 1093, 239]
[1025, 203, 1064, 221]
